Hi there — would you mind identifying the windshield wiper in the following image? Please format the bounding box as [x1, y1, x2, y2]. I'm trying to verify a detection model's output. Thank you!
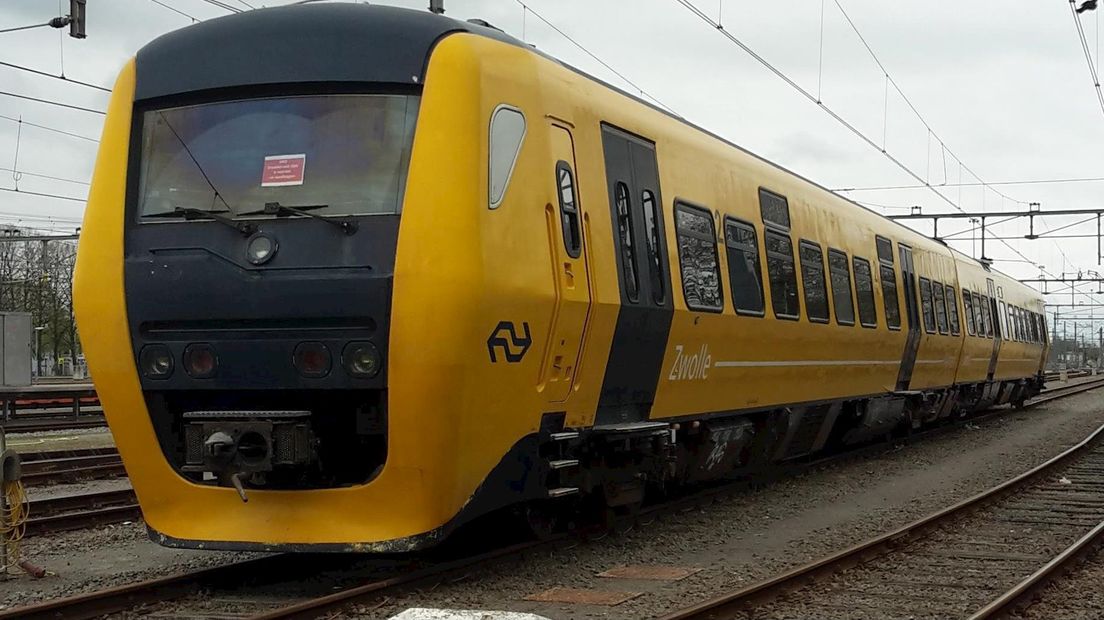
[238, 202, 358, 236]
[146, 207, 254, 236]
[156, 111, 234, 213]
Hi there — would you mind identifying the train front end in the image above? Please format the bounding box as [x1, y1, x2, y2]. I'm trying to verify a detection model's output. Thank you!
[73, 5, 506, 551]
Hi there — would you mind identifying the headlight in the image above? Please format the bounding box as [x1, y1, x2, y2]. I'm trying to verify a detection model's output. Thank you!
[245, 233, 278, 265]
[342, 341, 382, 378]
[139, 344, 174, 379]
[183, 343, 218, 378]
[293, 342, 332, 378]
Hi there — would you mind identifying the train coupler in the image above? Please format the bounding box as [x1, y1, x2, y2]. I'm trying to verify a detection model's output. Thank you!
[181, 411, 318, 493]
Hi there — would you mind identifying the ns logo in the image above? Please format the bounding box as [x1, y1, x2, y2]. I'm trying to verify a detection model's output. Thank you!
[487, 321, 532, 363]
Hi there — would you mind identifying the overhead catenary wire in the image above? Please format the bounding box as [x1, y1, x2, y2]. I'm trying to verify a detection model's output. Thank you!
[0, 187, 85, 203]
[671, 0, 1046, 274]
[836, 176, 1104, 191]
[198, 0, 243, 14]
[0, 90, 104, 115]
[1069, 0, 1104, 118]
[0, 114, 97, 143]
[0, 60, 111, 93]
[148, 0, 201, 22]
[512, 0, 681, 117]
[0, 167, 89, 186]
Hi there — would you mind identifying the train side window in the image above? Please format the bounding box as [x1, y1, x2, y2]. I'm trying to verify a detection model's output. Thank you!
[1020, 308, 1028, 342]
[614, 182, 639, 302]
[963, 291, 976, 336]
[724, 217, 765, 315]
[488, 105, 526, 209]
[980, 295, 992, 338]
[674, 202, 723, 312]
[998, 301, 1008, 340]
[1010, 306, 1018, 341]
[932, 281, 948, 334]
[828, 249, 855, 326]
[555, 161, 582, 258]
[765, 229, 800, 320]
[945, 285, 960, 336]
[758, 188, 790, 229]
[875, 235, 901, 330]
[852, 257, 878, 328]
[641, 190, 666, 304]
[1031, 312, 1040, 343]
[799, 241, 830, 323]
[876, 236, 894, 264]
[919, 278, 936, 333]
[972, 293, 986, 338]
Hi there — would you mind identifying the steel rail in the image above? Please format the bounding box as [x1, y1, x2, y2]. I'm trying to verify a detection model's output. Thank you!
[24, 488, 139, 536]
[656, 420, 1104, 620]
[6, 377, 1101, 619]
[968, 519, 1104, 619]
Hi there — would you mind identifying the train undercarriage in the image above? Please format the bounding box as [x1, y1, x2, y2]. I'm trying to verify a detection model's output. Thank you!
[522, 375, 1045, 534]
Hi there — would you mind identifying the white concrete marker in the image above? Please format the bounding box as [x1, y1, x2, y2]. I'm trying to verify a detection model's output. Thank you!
[389, 609, 553, 620]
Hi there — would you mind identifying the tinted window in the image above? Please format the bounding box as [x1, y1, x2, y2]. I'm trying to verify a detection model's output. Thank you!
[880, 265, 901, 329]
[765, 229, 799, 319]
[675, 203, 722, 312]
[971, 293, 985, 337]
[876, 236, 894, 264]
[963, 291, 976, 335]
[1031, 312, 1040, 343]
[556, 161, 581, 258]
[932, 282, 948, 334]
[641, 190, 665, 304]
[614, 182, 639, 302]
[920, 278, 936, 333]
[724, 218, 764, 315]
[828, 249, 855, 326]
[981, 295, 992, 338]
[759, 188, 790, 229]
[138, 94, 420, 218]
[945, 285, 960, 336]
[998, 301, 1008, 340]
[853, 257, 877, 328]
[800, 242, 830, 323]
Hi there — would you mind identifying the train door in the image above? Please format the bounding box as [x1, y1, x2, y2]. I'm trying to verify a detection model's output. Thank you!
[986, 278, 1001, 380]
[595, 124, 674, 426]
[539, 123, 591, 402]
[895, 244, 921, 390]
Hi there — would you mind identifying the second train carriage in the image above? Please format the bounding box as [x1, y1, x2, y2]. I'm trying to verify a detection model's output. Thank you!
[73, 4, 1048, 551]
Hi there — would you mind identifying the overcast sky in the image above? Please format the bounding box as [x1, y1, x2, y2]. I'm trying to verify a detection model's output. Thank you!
[2, 0, 1104, 314]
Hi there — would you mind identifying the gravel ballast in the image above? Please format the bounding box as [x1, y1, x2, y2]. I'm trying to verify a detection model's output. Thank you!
[0, 392, 1101, 618]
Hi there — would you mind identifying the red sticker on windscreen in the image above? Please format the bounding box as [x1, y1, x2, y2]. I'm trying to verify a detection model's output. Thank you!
[261, 154, 306, 187]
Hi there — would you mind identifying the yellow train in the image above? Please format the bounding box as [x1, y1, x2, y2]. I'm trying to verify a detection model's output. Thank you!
[73, 4, 1048, 551]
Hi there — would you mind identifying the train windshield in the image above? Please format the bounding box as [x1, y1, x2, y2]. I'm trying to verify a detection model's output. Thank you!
[136, 94, 419, 219]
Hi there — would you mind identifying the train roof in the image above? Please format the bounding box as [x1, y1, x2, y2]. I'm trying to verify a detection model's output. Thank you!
[132, 3, 522, 101]
[132, 3, 1036, 298]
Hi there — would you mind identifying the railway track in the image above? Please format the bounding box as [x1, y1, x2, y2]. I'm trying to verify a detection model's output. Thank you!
[5, 377, 1103, 619]
[657, 420, 1104, 620]
[0, 415, 107, 434]
[19, 447, 124, 486]
[24, 488, 139, 537]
